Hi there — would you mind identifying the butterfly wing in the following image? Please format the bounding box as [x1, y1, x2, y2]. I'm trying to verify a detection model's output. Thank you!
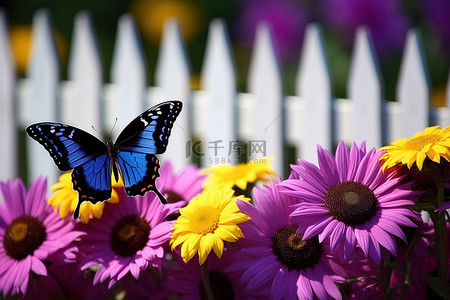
[26, 123, 106, 171]
[26, 123, 112, 218]
[115, 101, 182, 201]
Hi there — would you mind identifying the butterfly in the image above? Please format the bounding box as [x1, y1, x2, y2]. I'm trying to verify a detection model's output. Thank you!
[26, 101, 183, 219]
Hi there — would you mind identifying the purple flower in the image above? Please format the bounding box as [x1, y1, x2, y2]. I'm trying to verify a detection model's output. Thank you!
[279, 141, 422, 264]
[0, 177, 84, 296]
[421, 0, 450, 50]
[157, 161, 206, 206]
[24, 263, 110, 300]
[227, 180, 346, 300]
[234, 0, 308, 62]
[78, 189, 182, 288]
[319, 0, 411, 60]
[161, 249, 256, 299]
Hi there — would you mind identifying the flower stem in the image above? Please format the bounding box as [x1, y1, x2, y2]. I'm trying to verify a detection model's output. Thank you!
[201, 259, 215, 300]
[429, 168, 448, 296]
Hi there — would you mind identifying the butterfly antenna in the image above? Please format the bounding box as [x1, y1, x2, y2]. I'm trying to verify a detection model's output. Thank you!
[110, 118, 118, 138]
[91, 125, 107, 141]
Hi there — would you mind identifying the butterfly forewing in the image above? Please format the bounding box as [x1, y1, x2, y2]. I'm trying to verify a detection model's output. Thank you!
[26, 123, 107, 171]
[115, 101, 183, 154]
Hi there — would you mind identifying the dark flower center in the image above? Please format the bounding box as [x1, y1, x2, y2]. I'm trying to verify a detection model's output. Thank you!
[199, 271, 234, 300]
[3, 215, 47, 260]
[110, 215, 150, 257]
[325, 181, 378, 226]
[272, 225, 322, 270]
[165, 189, 184, 203]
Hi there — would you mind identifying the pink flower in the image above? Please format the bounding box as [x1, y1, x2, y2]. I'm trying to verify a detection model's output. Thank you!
[0, 177, 84, 296]
[78, 189, 182, 288]
[279, 141, 422, 264]
[227, 180, 345, 299]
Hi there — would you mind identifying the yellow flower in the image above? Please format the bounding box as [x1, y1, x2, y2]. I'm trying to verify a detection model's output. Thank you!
[49, 172, 123, 223]
[201, 158, 276, 191]
[170, 188, 250, 265]
[10, 25, 68, 74]
[379, 126, 450, 171]
[130, 0, 203, 45]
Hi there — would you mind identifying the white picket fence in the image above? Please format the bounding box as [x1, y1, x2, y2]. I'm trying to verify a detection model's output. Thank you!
[1, 9, 450, 187]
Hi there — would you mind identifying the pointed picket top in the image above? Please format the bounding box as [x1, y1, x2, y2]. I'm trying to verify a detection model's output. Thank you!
[397, 29, 430, 139]
[201, 19, 237, 166]
[348, 27, 383, 149]
[26, 9, 60, 184]
[155, 18, 191, 171]
[66, 11, 102, 134]
[248, 23, 283, 175]
[297, 24, 332, 164]
[110, 14, 146, 136]
[0, 10, 17, 181]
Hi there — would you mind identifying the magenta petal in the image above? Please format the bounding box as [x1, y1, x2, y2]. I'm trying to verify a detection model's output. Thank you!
[297, 272, 314, 300]
[30, 256, 47, 276]
[308, 269, 328, 300]
[302, 216, 334, 240]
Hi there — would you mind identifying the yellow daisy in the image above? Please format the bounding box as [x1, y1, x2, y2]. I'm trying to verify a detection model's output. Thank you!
[49, 172, 123, 223]
[380, 125, 450, 171]
[200, 158, 276, 191]
[170, 188, 250, 265]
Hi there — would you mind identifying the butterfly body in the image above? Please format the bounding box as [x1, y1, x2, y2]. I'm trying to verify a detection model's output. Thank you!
[26, 101, 182, 219]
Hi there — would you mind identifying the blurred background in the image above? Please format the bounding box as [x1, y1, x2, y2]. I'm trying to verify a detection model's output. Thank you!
[1, 0, 449, 103]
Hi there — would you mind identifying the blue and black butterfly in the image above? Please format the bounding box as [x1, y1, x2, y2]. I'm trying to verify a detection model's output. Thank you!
[26, 101, 182, 219]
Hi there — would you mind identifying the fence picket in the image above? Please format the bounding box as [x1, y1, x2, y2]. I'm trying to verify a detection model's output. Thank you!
[26, 9, 60, 185]
[66, 11, 102, 135]
[348, 27, 383, 149]
[155, 18, 191, 171]
[1, 12, 449, 185]
[397, 30, 430, 140]
[201, 19, 237, 166]
[110, 14, 146, 135]
[248, 23, 284, 175]
[297, 24, 332, 164]
[0, 11, 17, 182]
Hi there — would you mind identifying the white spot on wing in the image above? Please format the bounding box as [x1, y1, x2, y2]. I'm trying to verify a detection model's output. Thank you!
[140, 117, 149, 126]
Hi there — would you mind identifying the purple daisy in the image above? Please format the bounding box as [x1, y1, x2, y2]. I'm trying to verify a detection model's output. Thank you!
[0, 177, 84, 296]
[161, 249, 258, 299]
[24, 263, 110, 300]
[78, 188, 182, 288]
[227, 180, 346, 300]
[279, 141, 422, 264]
[157, 161, 206, 206]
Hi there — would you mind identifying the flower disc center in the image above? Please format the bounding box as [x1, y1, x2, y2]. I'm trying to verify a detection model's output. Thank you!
[272, 225, 322, 271]
[190, 206, 220, 235]
[110, 215, 150, 257]
[325, 181, 378, 226]
[404, 134, 441, 151]
[3, 215, 47, 260]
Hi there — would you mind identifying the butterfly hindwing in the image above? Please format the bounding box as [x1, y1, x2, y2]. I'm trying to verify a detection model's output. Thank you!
[72, 154, 112, 218]
[116, 152, 167, 204]
[26, 123, 106, 171]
